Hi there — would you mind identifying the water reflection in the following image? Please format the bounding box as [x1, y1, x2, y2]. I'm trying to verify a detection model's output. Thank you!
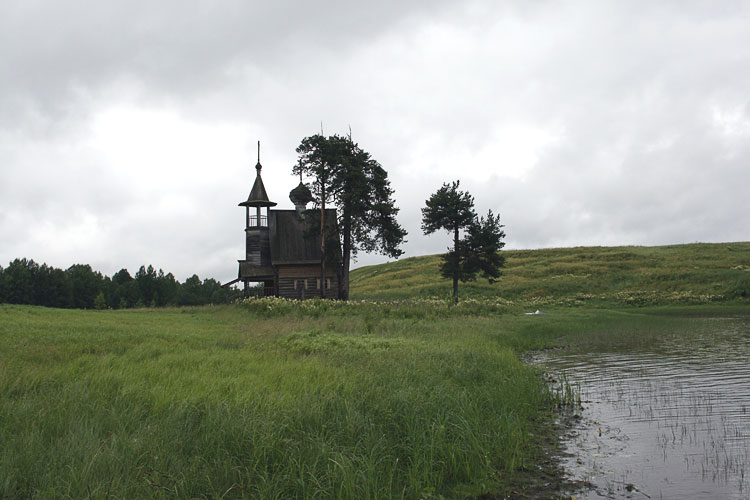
[538, 317, 750, 499]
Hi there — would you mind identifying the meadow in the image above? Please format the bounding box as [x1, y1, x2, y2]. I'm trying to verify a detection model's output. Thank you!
[1, 301, 569, 499]
[2, 242, 749, 499]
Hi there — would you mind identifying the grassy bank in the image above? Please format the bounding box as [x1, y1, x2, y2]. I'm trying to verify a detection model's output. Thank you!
[1, 301, 579, 499]
[350, 242, 750, 305]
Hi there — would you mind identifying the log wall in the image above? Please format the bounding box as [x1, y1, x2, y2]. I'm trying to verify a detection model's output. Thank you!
[245, 228, 271, 266]
[276, 264, 338, 299]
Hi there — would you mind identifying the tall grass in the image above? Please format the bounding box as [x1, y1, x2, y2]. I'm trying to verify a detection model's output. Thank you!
[0, 303, 571, 499]
[5, 296, 742, 498]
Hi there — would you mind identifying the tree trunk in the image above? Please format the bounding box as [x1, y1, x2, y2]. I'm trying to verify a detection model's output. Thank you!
[340, 258, 350, 301]
[453, 225, 459, 304]
[320, 183, 326, 299]
[340, 214, 351, 301]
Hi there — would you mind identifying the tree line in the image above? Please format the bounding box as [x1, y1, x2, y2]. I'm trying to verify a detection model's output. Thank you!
[0, 258, 237, 309]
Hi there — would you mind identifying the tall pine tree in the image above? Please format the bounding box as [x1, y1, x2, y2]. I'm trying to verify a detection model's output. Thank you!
[294, 134, 407, 300]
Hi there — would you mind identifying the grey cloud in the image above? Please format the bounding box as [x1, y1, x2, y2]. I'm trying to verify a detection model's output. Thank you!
[0, 0, 453, 132]
[2, 0, 750, 279]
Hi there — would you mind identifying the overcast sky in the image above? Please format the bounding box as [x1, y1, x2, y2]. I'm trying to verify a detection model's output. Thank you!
[2, 0, 749, 283]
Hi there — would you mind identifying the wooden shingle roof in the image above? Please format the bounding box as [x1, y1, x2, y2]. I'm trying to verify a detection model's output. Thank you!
[269, 209, 341, 265]
[239, 162, 277, 208]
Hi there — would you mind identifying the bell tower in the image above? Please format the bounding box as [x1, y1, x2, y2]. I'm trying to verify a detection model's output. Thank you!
[237, 142, 276, 293]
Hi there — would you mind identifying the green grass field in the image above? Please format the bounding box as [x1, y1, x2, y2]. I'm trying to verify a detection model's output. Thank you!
[1, 302, 575, 499]
[350, 242, 750, 305]
[2, 242, 749, 499]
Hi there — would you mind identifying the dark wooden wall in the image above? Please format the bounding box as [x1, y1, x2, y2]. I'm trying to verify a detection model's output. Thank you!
[245, 228, 271, 266]
[277, 265, 338, 299]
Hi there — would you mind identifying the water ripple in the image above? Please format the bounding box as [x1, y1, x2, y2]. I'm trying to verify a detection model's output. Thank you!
[539, 317, 750, 500]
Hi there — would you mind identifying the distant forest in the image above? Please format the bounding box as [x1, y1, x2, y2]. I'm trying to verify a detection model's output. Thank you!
[0, 258, 240, 309]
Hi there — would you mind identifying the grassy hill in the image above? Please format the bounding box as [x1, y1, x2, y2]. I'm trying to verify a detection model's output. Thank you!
[350, 242, 750, 306]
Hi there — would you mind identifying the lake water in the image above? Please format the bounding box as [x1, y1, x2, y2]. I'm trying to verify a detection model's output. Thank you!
[537, 316, 750, 500]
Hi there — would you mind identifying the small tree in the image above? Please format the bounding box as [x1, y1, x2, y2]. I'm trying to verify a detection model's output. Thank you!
[454, 210, 506, 284]
[422, 181, 506, 302]
[421, 181, 477, 302]
[93, 292, 107, 310]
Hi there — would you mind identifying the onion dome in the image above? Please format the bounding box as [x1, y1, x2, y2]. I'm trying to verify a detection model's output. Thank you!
[289, 181, 314, 207]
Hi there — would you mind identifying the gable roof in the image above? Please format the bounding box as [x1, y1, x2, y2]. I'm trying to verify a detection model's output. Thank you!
[269, 209, 341, 265]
